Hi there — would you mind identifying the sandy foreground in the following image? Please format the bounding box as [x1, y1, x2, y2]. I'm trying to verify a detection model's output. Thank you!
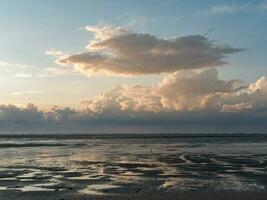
[0, 191, 267, 200]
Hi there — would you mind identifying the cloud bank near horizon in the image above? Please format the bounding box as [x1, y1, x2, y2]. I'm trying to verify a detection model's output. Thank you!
[1, 69, 266, 127]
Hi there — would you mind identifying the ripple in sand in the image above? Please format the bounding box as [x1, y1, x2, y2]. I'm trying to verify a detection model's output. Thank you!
[19, 185, 55, 192]
[0, 186, 7, 191]
[0, 177, 17, 181]
[79, 184, 121, 195]
[67, 175, 100, 180]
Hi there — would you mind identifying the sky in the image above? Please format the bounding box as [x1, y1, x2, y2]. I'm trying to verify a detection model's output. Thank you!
[0, 0, 267, 133]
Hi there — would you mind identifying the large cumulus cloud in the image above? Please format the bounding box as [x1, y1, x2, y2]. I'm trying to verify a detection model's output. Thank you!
[58, 26, 242, 76]
[80, 68, 243, 112]
[158, 69, 239, 111]
[80, 84, 162, 113]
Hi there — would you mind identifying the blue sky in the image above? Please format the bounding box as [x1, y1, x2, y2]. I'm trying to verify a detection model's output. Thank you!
[0, 0, 266, 108]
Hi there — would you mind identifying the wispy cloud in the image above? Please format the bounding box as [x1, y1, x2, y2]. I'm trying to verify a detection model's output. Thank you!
[0, 58, 77, 78]
[0, 60, 8, 66]
[208, 1, 267, 15]
[0, 60, 35, 76]
[209, 5, 244, 15]
[15, 72, 33, 78]
[12, 90, 42, 96]
[45, 48, 65, 57]
[37, 67, 78, 77]
[116, 9, 148, 30]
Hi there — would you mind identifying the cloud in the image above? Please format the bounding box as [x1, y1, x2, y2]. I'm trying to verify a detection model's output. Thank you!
[209, 5, 243, 15]
[1, 25, 265, 132]
[37, 67, 78, 77]
[80, 68, 267, 115]
[0, 71, 266, 131]
[80, 84, 162, 113]
[45, 48, 65, 57]
[12, 90, 42, 96]
[0, 104, 77, 124]
[208, 2, 267, 15]
[218, 76, 267, 112]
[0, 103, 44, 124]
[0, 60, 42, 78]
[0, 60, 8, 66]
[0, 61, 32, 74]
[158, 69, 238, 111]
[85, 25, 129, 41]
[80, 68, 237, 113]
[57, 25, 242, 76]
[15, 72, 33, 78]
[0, 58, 76, 78]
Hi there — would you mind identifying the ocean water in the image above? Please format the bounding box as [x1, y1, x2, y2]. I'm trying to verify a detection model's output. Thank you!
[0, 134, 266, 197]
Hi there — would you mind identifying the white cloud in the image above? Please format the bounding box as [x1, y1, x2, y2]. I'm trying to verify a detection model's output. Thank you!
[158, 69, 238, 111]
[79, 68, 237, 112]
[81, 84, 162, 113]
[219, 76, 267, 112]
[80, 68, 267, 114]
[85, 25, 129, 41]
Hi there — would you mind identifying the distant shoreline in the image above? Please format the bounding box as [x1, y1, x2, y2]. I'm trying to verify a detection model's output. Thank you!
[0, 132, 266, 139]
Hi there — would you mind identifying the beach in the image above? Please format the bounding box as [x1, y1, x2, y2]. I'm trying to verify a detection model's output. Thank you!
[0, 134, 266, 200]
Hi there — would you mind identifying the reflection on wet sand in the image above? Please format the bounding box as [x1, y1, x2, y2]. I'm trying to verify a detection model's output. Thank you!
[0, 134, 266, 198]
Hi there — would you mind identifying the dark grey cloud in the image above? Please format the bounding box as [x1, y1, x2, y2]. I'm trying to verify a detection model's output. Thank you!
[0, 104, 44, 124]
[0, 103, 266, 135]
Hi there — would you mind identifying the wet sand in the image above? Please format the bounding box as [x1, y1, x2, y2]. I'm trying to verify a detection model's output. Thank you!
[0, 134, 266, 199]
